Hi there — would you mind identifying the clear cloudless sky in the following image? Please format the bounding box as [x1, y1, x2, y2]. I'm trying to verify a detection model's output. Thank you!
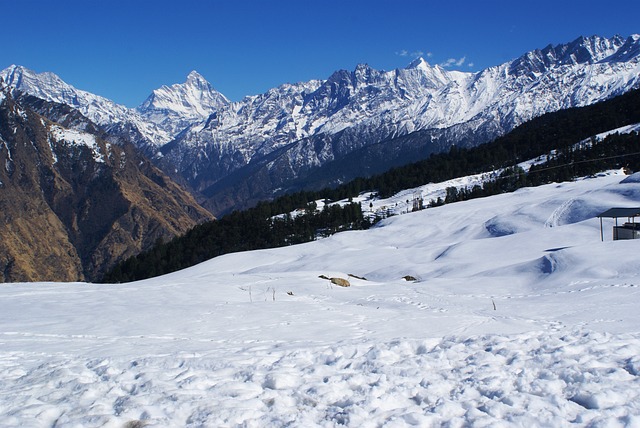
[2, 0, 638, 107]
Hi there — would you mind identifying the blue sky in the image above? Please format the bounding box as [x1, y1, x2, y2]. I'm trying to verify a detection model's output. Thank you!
[2, 0, 638, 107]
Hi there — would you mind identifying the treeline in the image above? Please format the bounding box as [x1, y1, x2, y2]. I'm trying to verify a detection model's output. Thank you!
[102, 201, 368, 283]
[322, 88, 640, 199]
[526, 132, 640, 184]
[438, 131, 640, 204]
[102, 88, 640, 283]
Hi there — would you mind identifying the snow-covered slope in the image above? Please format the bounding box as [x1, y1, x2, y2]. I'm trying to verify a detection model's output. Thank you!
[2, 171, 640, 426]
[138, 70, 230, 137]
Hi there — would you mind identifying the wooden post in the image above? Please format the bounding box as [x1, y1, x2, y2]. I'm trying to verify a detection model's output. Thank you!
[600, 217, 604, 242]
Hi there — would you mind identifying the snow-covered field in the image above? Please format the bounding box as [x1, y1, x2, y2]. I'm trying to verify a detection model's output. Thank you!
[2, 171, 640, 427]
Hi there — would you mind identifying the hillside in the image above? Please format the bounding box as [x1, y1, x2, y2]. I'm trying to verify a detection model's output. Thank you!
[1, 171, 640, 425]
[0, 87, 213, 282]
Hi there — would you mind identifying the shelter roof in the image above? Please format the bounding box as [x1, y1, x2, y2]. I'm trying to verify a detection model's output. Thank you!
[597, 207, 640, 218]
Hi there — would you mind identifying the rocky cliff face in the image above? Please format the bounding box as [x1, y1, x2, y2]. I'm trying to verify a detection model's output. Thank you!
[0, 87, 213, 282]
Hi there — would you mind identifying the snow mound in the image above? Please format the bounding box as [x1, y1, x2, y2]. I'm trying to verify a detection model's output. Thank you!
[621, 172, 640, 183]
[484, 215, 531, 237]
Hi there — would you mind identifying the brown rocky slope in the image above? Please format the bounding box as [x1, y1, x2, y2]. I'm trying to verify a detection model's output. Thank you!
[0, 88, 213, 282]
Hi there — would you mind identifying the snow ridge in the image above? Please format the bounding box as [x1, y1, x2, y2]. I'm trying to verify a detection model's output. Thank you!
[0, 65, 172, 147]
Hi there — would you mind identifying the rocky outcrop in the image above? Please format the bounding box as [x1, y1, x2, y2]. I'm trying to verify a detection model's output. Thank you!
[330, 278, 351, 287]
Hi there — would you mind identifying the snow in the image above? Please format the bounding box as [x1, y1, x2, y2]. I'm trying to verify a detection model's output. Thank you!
[137, 70, 230, 137]
[2, 139, 14, 174]
[49, 125, 105, 163]
[592, 122, 640, 141]
[622, 172, 640, 183]
[2, 172, 640, 426]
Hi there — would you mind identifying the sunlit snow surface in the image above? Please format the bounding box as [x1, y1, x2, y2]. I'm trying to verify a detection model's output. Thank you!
[2, 171, 640, 427]
[49, 125, 106, 163]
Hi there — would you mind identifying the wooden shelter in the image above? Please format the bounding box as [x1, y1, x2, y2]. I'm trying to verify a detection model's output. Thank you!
[596, 207, 640, 241]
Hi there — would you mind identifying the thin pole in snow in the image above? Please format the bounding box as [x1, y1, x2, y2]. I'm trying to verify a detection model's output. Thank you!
[600, 217, 604, 242]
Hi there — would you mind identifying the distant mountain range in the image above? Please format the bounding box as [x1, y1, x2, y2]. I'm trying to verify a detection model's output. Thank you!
[2, 34, 639, 214]
[1, 34, 640, 281]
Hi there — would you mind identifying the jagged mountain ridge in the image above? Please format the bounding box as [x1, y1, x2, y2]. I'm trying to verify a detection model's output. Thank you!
[2, 34, 640, 215]
[0, 86, 214, 282]
[0, 66, 233, 160]
[0, 65, 174, 153]
[166, 34, 640, 212]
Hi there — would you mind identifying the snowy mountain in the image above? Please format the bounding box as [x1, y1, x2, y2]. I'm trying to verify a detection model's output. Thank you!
[2, 35, 639, 215]
[162, 34, 640, 213]
[2, 169, 640, 425]
[138, 70, 230, 137]
[0, 65, 172, 149]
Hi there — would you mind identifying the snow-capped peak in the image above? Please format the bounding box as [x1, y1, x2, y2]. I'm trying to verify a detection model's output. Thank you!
[562, 34, 625, 64]
[607, 35, 640, 63]
[509, 34, 629, 77]
[137, 71, 230, 136]
[186, 70, 208, 85]
[406, 57, 429, 70]
[1, 65, 85, 108]
[0, 64, 173, 147]
[139, 70, 229, 113]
